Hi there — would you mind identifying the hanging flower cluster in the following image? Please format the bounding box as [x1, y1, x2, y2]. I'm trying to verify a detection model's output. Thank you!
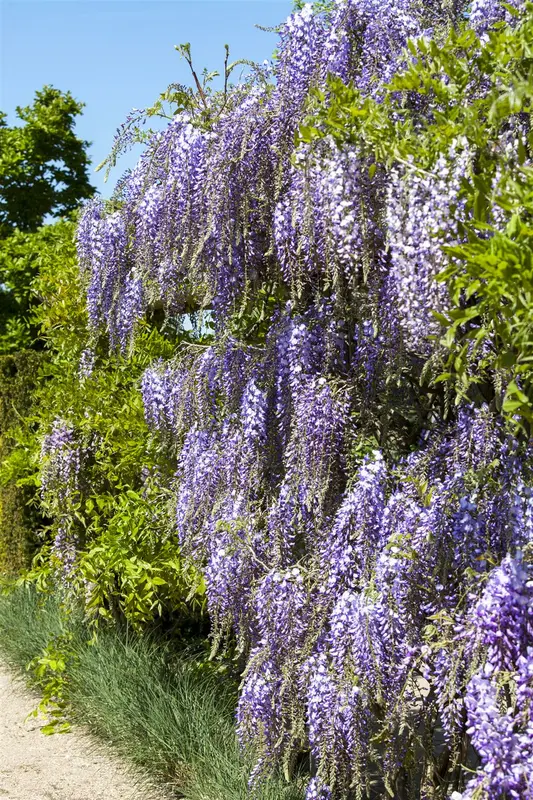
[461, 553, 533, 798]
[470, 0, 526, 37]
[72, 0, 533, 797]
[386, 141, 471, 354]
[40, 418, 82, 574]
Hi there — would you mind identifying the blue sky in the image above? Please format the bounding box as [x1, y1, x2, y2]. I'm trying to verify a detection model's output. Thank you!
[0, 0, 293, 198]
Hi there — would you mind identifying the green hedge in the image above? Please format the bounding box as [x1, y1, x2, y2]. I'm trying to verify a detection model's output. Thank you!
[0, 350, 44, 574]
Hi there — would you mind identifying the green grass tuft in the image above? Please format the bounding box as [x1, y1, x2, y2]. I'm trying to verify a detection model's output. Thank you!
[0, 584, 305, 800]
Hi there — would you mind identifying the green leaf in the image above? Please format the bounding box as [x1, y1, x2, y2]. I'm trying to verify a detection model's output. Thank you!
[501, 2, 521, 16]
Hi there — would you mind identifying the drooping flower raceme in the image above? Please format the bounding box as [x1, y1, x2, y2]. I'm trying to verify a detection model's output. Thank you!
[40, 418, 82, 574]
[386, 142, 471, 354]
[462, 554, 533, 799]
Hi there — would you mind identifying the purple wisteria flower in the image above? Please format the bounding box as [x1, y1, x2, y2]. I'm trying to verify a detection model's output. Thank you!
[40, 418, 82, 575]
[470, 0, 525, 38]
[386, 141, 471, 354]
[462, 554, 533, 798]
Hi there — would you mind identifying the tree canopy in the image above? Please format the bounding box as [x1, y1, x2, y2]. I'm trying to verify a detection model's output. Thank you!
[0, 86, 95, 238]
[0, 86, 95, 352]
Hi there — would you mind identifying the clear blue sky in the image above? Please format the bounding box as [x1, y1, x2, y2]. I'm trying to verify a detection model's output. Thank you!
[0, 0, 293, 198]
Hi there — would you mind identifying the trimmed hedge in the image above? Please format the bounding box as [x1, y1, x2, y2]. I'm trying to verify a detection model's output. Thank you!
[0, 351, 44, 574]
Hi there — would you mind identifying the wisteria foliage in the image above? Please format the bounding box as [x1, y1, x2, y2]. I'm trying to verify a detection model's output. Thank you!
[70, 1, 533, 798]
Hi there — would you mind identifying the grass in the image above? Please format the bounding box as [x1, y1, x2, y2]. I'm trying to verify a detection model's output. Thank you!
[0, 584, 305, 800]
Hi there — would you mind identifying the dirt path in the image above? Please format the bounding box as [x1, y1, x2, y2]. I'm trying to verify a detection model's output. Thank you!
[0, 664, 164, 800]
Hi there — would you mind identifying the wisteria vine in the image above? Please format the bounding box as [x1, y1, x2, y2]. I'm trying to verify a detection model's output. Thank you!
[65, 0, 533, 798]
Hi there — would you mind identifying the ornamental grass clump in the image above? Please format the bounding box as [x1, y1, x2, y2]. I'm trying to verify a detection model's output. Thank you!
[0, 585, 304, 799]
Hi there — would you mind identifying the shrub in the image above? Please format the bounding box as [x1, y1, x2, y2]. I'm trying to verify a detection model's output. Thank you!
[0, 351, 44, 573]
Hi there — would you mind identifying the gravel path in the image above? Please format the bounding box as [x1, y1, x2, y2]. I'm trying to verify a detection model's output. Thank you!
[0, 665, 163, 800]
